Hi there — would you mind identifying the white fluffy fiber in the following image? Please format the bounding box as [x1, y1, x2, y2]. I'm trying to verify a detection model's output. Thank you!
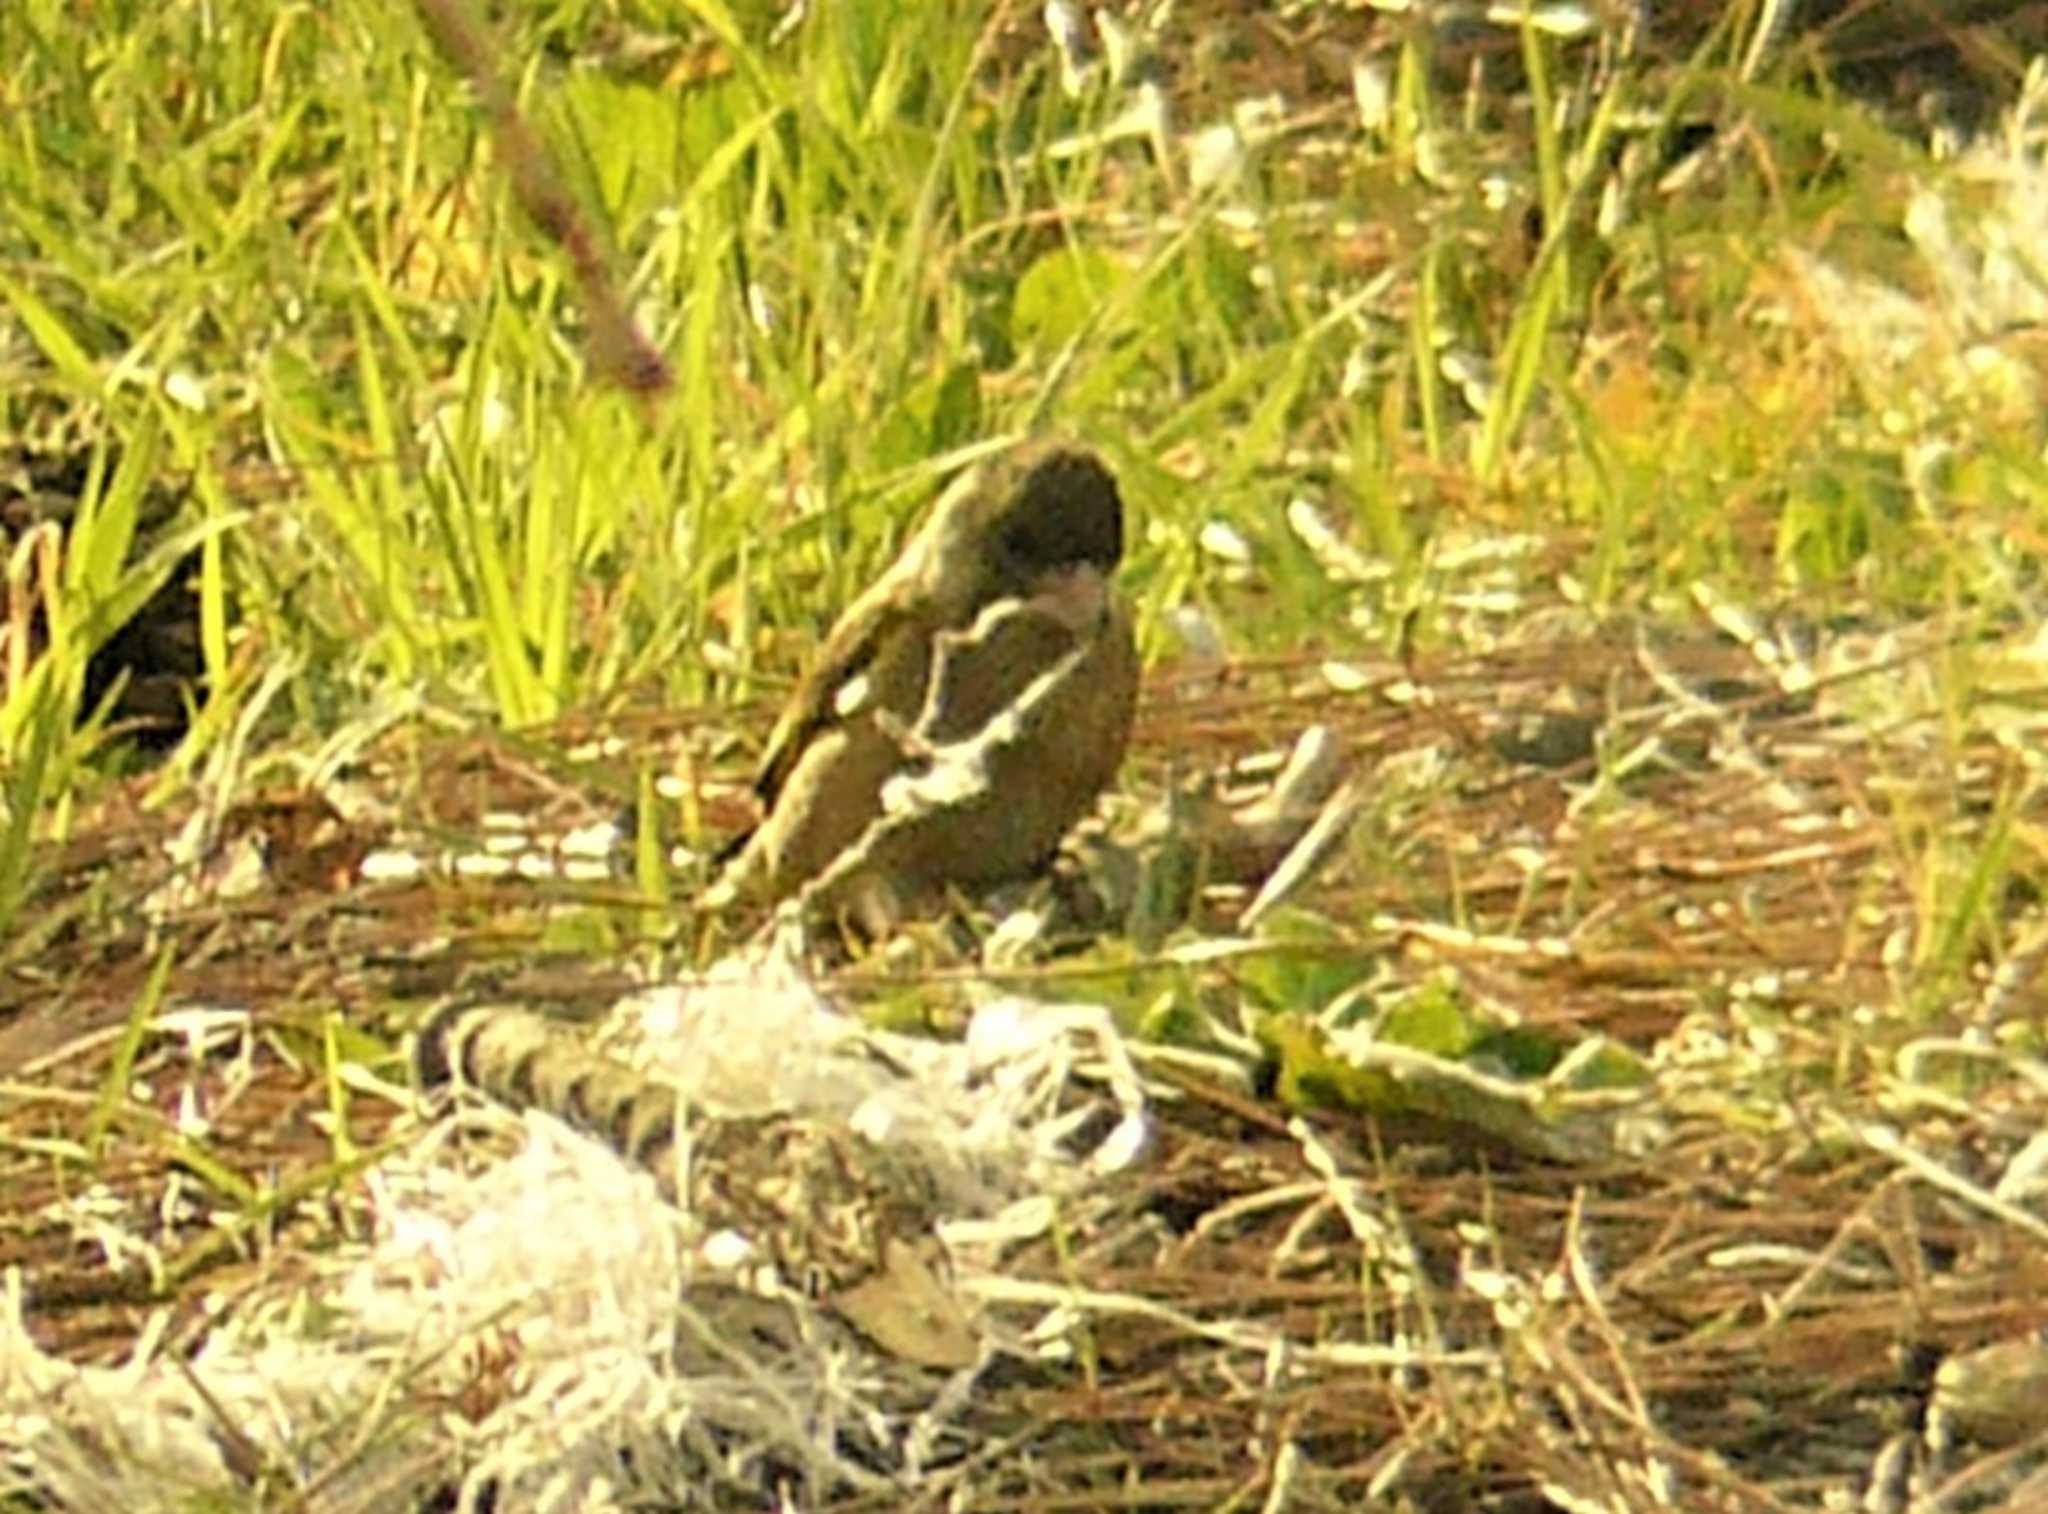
[0, 952, 1151, 1512]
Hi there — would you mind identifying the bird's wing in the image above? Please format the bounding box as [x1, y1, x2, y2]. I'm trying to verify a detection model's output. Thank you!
[914, 569, 1107, 745]
[752, 473, 997, 806]
[752, 542, 950, 807]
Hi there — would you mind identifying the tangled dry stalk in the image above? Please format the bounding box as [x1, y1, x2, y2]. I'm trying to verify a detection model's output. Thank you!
[4, 572, 2047, 1510]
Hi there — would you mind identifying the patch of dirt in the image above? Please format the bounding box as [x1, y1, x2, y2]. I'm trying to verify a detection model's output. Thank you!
[6, 593, 2046, 1505]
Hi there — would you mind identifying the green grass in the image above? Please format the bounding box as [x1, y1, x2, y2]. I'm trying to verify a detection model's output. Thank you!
[6, 0, 2043, 1020]
[0, 4, 2040, 1013]
[4, 0, 2035, 783]
[5, 2, 2048, 1502]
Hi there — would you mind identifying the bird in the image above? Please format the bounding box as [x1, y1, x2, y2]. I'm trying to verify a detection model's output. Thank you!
[709, 442, 1140, 931]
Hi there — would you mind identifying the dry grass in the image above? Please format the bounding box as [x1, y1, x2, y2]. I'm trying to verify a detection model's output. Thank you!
[5, 577, 2048, 1508]
[5, 1, 2048, 1509]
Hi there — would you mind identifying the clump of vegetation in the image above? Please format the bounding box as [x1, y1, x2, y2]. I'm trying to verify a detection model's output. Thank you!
[3, 1, 2047, 1508]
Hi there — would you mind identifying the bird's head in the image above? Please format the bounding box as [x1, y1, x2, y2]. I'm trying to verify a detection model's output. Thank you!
[980, 446, 1125, 596]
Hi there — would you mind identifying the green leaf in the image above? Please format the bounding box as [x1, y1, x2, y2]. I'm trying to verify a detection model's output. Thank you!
[1011, 246, 1125, 355]
[0, 271, 100, 393]
[67, 409, 161, 606]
